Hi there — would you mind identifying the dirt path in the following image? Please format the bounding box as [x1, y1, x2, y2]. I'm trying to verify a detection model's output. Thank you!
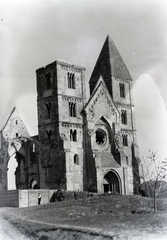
[0, 210, 31, 240]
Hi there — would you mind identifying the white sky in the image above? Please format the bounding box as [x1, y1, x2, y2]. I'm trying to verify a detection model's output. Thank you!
[1, 0, 167, 182]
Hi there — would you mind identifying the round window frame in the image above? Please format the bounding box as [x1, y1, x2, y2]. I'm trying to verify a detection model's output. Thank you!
[95, 128, 107, 146]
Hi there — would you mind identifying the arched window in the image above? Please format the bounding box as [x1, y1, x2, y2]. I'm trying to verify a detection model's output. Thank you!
[46, 102, 51, 119]
[67, 72, 75, 89]
[70, 129, 77, 142]
[72, 73, 75, 89]
[69, 102, 76, 117]
[46, 129, 52, 143]
[121, 110, 127, 125]
[67, 72, 71, 88]
[74, 154, 79, 165]
[126, 156, 129, 165]
[119, 83, 125, 98]
[122, 134, 128, 146]
[32, 143, 36, 152]
[30, 179, 38, 189]
[45, 73, 51, 89]
[73, 130, 77, 142]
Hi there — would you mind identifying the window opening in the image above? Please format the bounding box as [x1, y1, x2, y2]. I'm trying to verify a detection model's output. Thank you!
[72, 73, 75, 89]
[74, 154, 79, 164]
[32, 143, 36, 152]
[46, 130, 52, 143]
[70, 129, 77, 142]
[69, 102, 76, 117]
[46, 102, 51, 119]
[122, 135, 128, 146]
[119, 83, 125, 98]
[68, 72, 71, 88]
[121, 110, 127, 125]
[45, 73, 51, 89]
[96, 129, 106, 145]
[67, 72, 75, 89]
[126, 156, 128, 165]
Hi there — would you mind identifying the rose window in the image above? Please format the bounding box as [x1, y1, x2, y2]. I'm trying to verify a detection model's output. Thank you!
[95, 129, 107, 146]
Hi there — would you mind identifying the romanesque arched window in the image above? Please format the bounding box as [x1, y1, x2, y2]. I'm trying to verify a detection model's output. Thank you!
[74, 154, 79, 164]
[119, 83, 125, 98]
[122, 134, 128, 146]
[69, 102, 76, 117]
[46, 129, 52, 143]
[72, 73, 75, 89]
[68, 72, 71, 88]
[46, 102, 51, 119]
[70, 129, 77, 142]
[126, 156, 129, 165]
[32, 143, 36, 152]
[73, 130, 77, 141]
[45, 73, 51, 89]
[30, 178, 38, 189]
[67, 72, 75, 89]
[121, 110, 127, 125]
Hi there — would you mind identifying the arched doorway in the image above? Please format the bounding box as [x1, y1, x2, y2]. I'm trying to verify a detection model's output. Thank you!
[103, 170, 121, 194]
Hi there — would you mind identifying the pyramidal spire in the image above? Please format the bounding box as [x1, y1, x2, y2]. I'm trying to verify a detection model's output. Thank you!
[89, 35, 132, 97]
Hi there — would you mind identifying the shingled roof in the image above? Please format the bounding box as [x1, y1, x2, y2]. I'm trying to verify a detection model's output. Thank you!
[89, 35, 132, 97]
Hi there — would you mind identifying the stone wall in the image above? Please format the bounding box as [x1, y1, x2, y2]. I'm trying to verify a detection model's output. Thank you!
[0, 107, 30, 190]
[0, 190, 19, 207]
[19, 189, 57, 207]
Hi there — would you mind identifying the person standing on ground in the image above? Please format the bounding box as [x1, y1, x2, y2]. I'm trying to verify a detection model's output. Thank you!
[38, 192, 41, 205]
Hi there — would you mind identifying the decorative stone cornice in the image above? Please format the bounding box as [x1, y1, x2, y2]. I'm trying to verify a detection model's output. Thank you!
[60, 64, 85, 72]
[115, 102, 134, 108]
[121, 129, 136, 134]
[62, 95, 83, 103]
[61, 122, 83, 128]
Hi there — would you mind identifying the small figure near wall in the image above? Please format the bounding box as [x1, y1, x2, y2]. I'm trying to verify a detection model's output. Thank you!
[38, 192, 41, 205]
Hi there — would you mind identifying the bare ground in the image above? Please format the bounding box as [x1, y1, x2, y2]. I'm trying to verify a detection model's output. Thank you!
[1, 194, 167, 239]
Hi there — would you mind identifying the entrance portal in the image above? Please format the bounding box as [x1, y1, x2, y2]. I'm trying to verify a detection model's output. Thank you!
[103, 170, 121, 194]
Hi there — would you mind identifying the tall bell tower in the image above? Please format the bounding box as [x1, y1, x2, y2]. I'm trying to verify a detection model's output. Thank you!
[89, 36, 140, 194]
[36, 61, 86, 190]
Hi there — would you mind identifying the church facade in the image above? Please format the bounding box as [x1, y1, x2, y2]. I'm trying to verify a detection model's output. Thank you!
[36, 36, 140, 194]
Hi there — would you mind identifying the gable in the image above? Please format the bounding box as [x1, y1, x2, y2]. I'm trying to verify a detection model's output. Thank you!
[84, 77, 119, 123]
[1, 107, 30, 142]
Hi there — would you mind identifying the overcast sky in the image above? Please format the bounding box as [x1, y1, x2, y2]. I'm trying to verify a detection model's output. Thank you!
[1, 0, 167, 167]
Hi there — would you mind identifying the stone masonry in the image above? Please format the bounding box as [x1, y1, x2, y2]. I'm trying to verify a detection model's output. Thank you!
[36, 35, 140, 194]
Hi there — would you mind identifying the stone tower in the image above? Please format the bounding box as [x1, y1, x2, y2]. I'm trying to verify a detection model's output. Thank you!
[36, 61, 86, 190]
[87, 35, 140, 194]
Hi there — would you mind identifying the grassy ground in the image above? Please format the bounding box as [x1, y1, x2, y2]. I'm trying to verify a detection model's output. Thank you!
[2, 194, 167, 239]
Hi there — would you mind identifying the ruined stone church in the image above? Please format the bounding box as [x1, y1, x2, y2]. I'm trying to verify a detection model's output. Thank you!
[0, 36, 140, 194]
[36, 35, 140, 194]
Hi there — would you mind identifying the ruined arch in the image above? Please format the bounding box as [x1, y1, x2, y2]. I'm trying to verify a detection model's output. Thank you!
[7, 152, 18, 190]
